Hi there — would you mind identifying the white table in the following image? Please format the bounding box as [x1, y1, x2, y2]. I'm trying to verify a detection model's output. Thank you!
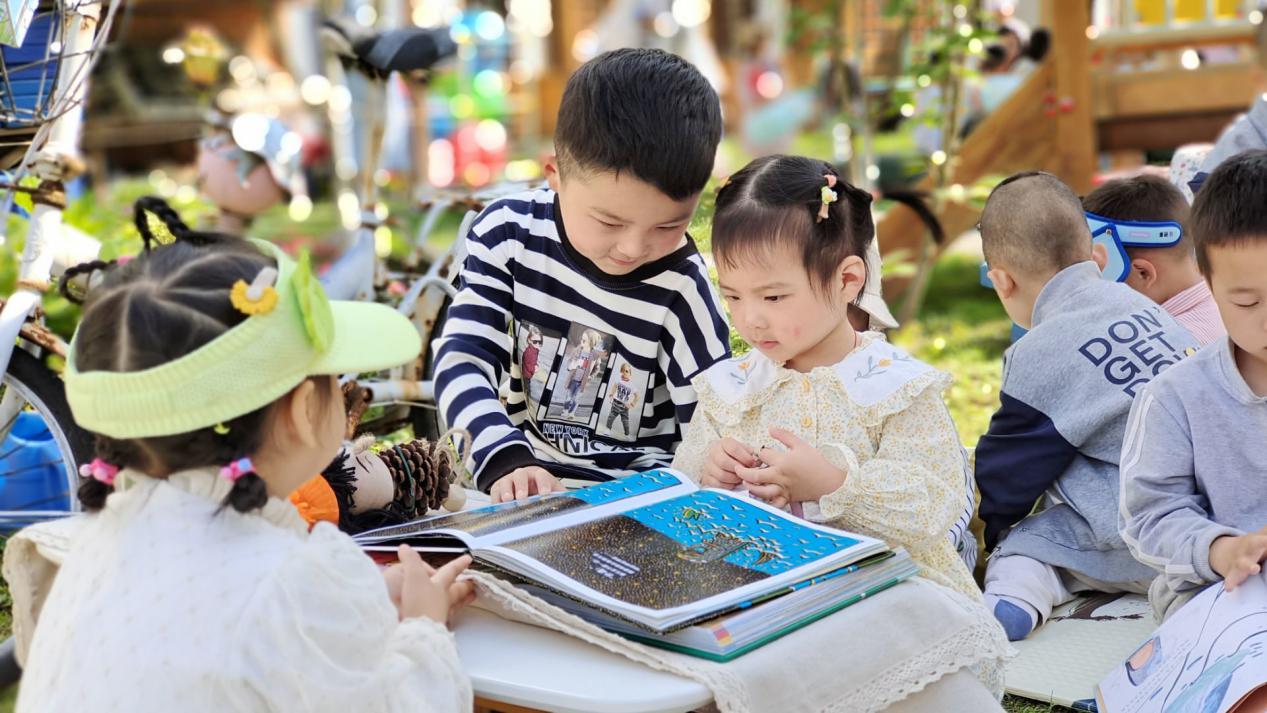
[454, 608, 712, 713]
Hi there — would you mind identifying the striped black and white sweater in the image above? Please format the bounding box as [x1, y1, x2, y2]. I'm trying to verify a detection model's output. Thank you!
[433, 187, 731, 492]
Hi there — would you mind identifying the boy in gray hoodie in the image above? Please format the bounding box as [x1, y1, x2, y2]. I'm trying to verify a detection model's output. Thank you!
[974, 172, 1198, 641]
[1121, 150, 1267, 621]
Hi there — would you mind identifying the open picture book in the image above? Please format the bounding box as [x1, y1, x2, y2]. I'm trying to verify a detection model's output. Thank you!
[355, 469, 910, 654]
[1097, 572, 1267, 713]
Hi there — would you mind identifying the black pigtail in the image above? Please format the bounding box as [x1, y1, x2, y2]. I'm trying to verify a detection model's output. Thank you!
[133, 196, 193, 252]
[59, 259, 118, 305]
[222, 471, 269, 514]
[77, 478, 112, 511]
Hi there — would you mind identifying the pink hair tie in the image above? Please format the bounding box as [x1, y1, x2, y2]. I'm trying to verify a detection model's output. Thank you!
[79, 459, 120, 486]
[220, 457, 254, 482]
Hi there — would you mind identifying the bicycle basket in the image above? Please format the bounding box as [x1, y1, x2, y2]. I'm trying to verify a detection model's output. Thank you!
[0, 1, 60, 168]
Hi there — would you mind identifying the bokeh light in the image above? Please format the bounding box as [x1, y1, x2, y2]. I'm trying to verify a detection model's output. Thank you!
[429, 139, 455, 187]
[289, 195, 313, 222]
[300, 75, 331, 105]
[473, 69, 507, 97]
[755, 72, 783, 99]
[475, 11, 506, 41]
[231, 114, 269, 153]
[475, 119, 508, 152]
[672, 0, 711, 27]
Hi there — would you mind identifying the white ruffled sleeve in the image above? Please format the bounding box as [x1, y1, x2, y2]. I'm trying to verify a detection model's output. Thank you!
[225, 523, 472, 713]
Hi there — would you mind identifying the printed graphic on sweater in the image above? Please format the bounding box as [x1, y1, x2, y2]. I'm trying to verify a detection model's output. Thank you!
[517, 321, 564, 412]
[596, 355, 651, 441]
[543, 323, 615, 425]
[1076, 305, 1200, 397]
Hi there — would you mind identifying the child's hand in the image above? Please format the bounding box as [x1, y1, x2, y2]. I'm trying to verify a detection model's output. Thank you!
[736, 427, 846, 507]
[490, 466, 562, 502]
[394, 545, 476, 624]
[1210, 531, 1267, 590]
[703, 437, 757, 490]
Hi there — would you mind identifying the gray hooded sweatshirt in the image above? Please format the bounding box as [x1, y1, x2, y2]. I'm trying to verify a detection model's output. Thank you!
[1120, 337, 1267, 615]
[975, 262, 1198, 586]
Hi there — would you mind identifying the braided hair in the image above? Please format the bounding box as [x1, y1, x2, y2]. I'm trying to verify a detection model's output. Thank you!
[59, 197, 214, 305]
[712, 155, 874, 298]
[73, 197, 320, 514]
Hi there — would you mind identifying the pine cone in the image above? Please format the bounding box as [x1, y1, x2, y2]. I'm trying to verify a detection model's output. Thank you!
[373, 437, 458, 519]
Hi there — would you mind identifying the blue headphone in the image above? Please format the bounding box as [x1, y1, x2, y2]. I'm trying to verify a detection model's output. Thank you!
[1085, 210, 1183, 283]
[979, 211, 1183, 288]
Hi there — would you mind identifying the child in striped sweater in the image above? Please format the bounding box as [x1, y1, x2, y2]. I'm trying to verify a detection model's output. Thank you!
[433, 48, 731, 502]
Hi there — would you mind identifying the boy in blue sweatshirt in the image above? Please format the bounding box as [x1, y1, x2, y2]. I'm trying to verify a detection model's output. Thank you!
[974, 171, 1198, 641]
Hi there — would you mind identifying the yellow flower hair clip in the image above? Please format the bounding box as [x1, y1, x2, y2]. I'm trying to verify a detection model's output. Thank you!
[817, 174, 839, 223]
[230, 266, 279, 316]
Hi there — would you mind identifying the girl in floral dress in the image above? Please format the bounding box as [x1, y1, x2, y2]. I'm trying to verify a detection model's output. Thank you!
[671, 155, 979, 599]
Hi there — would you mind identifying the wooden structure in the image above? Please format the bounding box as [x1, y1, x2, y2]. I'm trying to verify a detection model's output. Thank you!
[877, 0, 1262, 300]
[1091, 5, 1261, 152]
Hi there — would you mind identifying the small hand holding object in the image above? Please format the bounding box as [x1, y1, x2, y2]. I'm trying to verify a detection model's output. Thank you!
[702, 437, 757, 490]
[735, 427, 846, 508]
[385, 545, 475, 624]
[1210, 527, 1267, 591]
[490, 465, 562, 502]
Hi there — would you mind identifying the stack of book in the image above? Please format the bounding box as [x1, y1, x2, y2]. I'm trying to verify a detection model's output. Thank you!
[356, 469, 918, 661]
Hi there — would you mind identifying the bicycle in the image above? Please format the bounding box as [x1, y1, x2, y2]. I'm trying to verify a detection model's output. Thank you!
[0, 0, 122, 528]
[194, 13, 538, 442]
[0, 2, 526, 530]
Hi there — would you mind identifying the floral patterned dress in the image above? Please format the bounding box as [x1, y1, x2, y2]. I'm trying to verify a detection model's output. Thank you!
[672, 332, 981, 600]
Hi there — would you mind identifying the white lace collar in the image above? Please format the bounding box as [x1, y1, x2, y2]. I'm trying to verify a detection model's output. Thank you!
[702, 331, 936, 408]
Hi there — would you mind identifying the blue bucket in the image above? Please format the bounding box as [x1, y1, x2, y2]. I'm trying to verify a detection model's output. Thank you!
[0, 411, 71, 519]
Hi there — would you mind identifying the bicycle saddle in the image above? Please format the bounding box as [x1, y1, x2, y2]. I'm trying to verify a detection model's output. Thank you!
[322, 17, 456, 77]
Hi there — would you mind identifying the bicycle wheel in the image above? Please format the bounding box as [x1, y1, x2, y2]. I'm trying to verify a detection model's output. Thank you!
[0, 349, 94, 529]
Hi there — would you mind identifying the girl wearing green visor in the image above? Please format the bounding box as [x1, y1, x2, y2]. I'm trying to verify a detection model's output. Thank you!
[17, 207, 473, 712]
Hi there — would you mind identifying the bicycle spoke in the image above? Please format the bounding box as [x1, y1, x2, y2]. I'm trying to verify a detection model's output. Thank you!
[0, 458, 68, 478]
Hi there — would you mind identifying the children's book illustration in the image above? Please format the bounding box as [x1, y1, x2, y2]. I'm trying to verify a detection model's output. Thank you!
[500, 490, 863, 610]
[1098, 574, 1267, 713]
